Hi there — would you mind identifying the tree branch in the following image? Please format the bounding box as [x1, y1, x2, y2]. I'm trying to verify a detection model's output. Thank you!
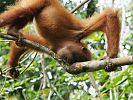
[67, 56, 133, 74]
[0, 33, 133, 74]
[0, 32, 68, 67]
[71, 0, 91, 13]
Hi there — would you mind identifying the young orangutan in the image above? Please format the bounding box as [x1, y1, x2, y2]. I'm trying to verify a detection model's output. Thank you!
[0, 0, 120, 78]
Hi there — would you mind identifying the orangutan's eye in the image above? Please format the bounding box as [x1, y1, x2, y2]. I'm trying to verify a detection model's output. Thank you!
[81, 47, 88, 51]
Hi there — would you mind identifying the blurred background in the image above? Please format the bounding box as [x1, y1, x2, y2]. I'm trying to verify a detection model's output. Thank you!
[0, 0, 133, 100]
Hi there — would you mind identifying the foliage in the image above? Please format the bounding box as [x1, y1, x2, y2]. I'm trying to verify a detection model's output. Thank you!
[0, 0, 133, 100]
[86, 0, 98, 17]
[0, 0, 15, 13]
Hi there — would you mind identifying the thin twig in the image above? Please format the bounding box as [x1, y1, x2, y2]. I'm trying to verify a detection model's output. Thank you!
[41, 54, 64, 100]
[88, 72, 102, 100]
[71, 0, 91, 13]
[20, 52, 38, 74]
[0, 40, 12, 42]
[19, 51, 35, 64]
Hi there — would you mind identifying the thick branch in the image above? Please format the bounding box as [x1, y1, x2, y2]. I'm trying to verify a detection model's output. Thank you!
[0, 33, 133, 73]
[68, 56, 133, 74]
[0, 32, 68, 66]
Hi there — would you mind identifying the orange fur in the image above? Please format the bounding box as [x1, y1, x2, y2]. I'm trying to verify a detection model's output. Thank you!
[0, 0, 120, 78]
[83, 8, 120, 57]
[7, 42, 27, 67]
